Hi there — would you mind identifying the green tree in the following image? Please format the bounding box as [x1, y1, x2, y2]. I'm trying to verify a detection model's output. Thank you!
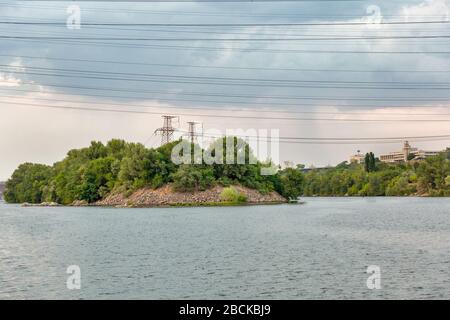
[276, 167, 305, 199]
[79, 157, 117, 203]
[118, 152, 149, 191]
[417, 154, 450, 194]
[4, 163, 54, 203]
[205, 137, 274, 193]
[171, 165, 215, 192]
[364, 153, 370, 172]
[369, 152, 377, 172]
[386, 172, 417, 196]
[364, 152, 376, 172]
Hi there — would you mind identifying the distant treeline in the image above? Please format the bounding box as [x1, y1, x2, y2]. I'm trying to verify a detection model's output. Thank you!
[4, 139, 450, 205]
[301, 151, 450, 197]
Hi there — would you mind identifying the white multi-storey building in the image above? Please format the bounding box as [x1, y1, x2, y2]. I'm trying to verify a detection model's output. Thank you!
[379, 141, 441, 163]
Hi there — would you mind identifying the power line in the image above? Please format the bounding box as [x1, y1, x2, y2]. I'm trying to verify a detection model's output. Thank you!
[3, 100, 450, 123]
[181, 130, 450, 142]
[177, 130, 450, 145]
[2, 0, 447, 21]
[2, 2, 438, 19]
[3, 100, 450, 145]
[4, 69, 450, 90]
[6, 37, 450, 54]
[1, 53, 449, 73]
[2, 81, 449, 103]
[2, 100, 450, 145]
[3, 35, 450, 41]
[5, 28, 450, 47]
[2, 91, 449, 116]
[3, 21, 450, 42]
[4, 20, 450, 37]
[21, 25, 450, 37]
[3, 64, 450, 86]
[2, 19, 450, 27]
[3, 13, 449, 29]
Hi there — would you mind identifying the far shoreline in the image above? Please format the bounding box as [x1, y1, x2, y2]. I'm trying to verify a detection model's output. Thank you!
[10, 195, 450, 209]
[18, 200, 292, 209]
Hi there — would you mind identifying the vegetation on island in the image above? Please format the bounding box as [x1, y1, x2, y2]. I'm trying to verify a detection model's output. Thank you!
[3, 139, 450, 205]
[4, 138, 281, 205]
[220, 186, 248, 203]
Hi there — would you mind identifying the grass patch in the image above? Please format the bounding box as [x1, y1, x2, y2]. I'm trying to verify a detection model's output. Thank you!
[219, 186, 247, 204]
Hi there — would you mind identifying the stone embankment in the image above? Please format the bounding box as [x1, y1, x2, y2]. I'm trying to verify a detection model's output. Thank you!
[95, 185, 286, 207]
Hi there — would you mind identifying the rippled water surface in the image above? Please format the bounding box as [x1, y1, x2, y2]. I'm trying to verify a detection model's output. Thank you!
[1, 198, 450, 299]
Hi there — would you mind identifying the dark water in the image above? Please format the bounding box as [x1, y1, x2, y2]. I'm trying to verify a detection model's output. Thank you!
[1, 198, 450, 299]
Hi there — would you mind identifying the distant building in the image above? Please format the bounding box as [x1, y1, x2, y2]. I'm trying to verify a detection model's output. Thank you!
[349, 150, 365, 164]
[379, 141, 441, 163]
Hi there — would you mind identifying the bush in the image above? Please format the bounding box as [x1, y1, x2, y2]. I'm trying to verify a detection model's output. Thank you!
[386, 173, 417, 196]
[151, 174, 164, 189]
[217, 176, 233, 187]
[446, 176, 450, 187]
[276, 167, 304, 199]
[171, 165, 215, 192]
[219, 186, 247, 203]
[79, 157, 116, 203]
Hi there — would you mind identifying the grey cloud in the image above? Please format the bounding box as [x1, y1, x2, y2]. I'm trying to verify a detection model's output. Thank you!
[0, 0, 449, 179]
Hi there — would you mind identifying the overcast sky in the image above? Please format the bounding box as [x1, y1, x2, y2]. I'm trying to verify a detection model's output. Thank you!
[1, 0, 450, 180]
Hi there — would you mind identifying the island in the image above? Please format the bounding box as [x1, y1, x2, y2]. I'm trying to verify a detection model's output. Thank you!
[2, 137, 299, 207]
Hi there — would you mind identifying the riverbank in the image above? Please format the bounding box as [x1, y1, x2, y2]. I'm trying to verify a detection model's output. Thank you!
[17, 184, 287, 208]
[93, 184, 287, 208]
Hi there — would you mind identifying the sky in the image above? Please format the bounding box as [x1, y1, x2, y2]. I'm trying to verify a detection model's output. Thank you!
[1, 0, 450, 180]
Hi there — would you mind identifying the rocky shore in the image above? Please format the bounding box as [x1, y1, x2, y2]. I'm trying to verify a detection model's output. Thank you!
[93, 184, 287, 208]
[21, 202, 60, 207]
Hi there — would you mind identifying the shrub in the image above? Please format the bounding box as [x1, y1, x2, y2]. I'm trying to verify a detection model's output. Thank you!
[276, 167, 304, 199]
[386, 175, 417, 196]
[171, 165, 215, 192]
[219, 186, 247, 203]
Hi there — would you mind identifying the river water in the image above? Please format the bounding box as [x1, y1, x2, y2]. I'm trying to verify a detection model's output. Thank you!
[1, 198, 450, 299]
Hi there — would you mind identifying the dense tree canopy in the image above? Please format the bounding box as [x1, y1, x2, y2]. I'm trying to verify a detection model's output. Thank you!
[300, 154, 450, 197]
[4, 140, 450, 204]
[171, 165, 215, 192]
[5, 138, 278, 204]
[276, 167, 305, 199]
[4, 163, 54, 203]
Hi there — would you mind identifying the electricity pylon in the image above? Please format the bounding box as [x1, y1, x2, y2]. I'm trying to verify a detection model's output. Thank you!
[154, 115, 179, 146]
[186, 121, 201, 144]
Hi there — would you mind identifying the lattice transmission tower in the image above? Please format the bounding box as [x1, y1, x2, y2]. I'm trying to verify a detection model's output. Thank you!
[186, 121, 202, 144]
[154, 115, 179, 146]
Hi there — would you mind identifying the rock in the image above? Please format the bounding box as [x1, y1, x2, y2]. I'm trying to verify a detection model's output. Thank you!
[21, 201, 60, 207]
[42, 202, 60, 207]
[93, 184, 287, 207]
[71, 200, 89, 206]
